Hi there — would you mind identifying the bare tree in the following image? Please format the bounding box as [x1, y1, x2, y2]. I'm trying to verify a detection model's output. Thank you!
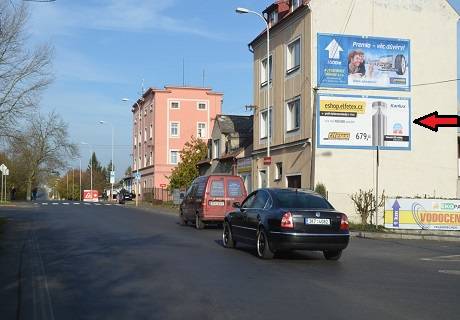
[8, 111, 78, 199]
[0, 1, 53, 137]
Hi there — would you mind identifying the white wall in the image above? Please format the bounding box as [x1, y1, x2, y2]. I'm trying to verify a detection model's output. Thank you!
[310, 0, 459, 222]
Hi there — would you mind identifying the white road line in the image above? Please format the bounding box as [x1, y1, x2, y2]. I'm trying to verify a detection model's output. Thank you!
[421, 255, 460, 262]
[104, 204, 112, 206]
[42, 203, 47, 205]
[95, 203, 101, 206]
[73, 203, 80, 205]
[52, 203, 58, 205]
[439, 270, 460, 275]
[63, 203, 69, 205]
[84, 203, 91, 205]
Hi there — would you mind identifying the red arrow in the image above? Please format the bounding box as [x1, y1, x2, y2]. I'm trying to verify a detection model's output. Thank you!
[413, 111, 460, 132]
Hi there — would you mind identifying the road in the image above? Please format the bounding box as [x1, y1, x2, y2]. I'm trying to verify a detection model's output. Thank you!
[0, 201, 459, 320]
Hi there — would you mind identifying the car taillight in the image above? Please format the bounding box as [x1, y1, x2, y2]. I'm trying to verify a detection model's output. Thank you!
[340, 213, 349, 231]
[281, 212, 294, 229]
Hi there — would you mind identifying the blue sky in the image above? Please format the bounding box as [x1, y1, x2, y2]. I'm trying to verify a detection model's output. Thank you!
[24, 0, 460, 178]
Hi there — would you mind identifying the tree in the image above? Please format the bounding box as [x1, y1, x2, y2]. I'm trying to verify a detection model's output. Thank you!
[124, 166, 132, 177]
[350, 189, 385, 225]
[0, 2, 53, 138]
[84, 152, 109, 194]
[8, 111, 77, 199]
[168, 137, 207, 189]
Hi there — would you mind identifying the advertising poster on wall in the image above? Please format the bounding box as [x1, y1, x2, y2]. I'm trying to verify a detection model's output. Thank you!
[317, 94, 411, 150]
[317, 33, 411, 91]
[385, 198, 460, 231]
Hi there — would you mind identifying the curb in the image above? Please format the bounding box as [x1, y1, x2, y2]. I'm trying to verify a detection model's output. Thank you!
[351, 231, 460, 242]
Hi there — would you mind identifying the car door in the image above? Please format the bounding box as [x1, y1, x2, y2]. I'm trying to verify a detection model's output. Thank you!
[245, 190, 270, 242]
[231, 191, 257, 242]
[183, 183, 197, 220]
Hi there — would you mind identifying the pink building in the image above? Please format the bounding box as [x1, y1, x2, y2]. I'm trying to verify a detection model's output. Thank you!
[131, 86, 223, 197]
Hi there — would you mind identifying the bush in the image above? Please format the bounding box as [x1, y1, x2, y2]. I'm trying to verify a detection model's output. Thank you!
[350, 189, 385, 225]
[314, 183, 327, 198]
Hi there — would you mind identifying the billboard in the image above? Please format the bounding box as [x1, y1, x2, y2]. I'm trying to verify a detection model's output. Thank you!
[317, 94, 411, 150]
[385, 198, 460, 231]
[317, 34, 411, 91]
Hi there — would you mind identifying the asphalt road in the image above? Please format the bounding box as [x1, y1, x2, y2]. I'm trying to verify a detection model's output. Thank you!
[0, 201, 459, 320]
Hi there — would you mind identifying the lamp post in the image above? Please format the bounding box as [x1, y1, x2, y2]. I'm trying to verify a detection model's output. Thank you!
[99, 120, 115, 201]
[122, 97, 141, 207]
[236, 7, 271, 187]
[81, 142, 93, 192]
[79, 158, 82, 201]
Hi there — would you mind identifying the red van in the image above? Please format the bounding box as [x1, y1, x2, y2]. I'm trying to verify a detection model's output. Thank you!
[179, 175, 247, 229]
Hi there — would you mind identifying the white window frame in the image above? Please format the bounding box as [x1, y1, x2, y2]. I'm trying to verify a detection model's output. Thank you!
[170, 101, 180, 109]
[260, 55, 273, 87]
[213, 139, 221, 159]
[259, 108, 272, 140]
[170, 149, 179, 165]
[170, 122, 180, 138]
[197, 122, 207, 138]
[149, 124, 153, 139]
[286, 37, 301, 75]
[292, 0, 300, 11]
[286, 97, 301, 132]
[144, 127, 147, 142]
[197, 102, 207, 110]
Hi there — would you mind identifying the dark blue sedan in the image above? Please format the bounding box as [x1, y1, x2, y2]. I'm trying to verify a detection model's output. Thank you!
[222, 188, 350, 260]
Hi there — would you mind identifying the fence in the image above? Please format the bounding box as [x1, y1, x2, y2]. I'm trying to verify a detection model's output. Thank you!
[143, 187, 173, 203]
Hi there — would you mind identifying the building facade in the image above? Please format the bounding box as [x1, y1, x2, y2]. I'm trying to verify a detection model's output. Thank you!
[131, 86, 222, 198]
[249, 0, 458, 222]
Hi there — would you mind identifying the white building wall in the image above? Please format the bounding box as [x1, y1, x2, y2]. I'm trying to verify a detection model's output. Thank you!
[310, 0, 458, 222]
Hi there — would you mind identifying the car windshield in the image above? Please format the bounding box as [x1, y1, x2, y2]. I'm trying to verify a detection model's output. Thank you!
[274, 191, 333, 209]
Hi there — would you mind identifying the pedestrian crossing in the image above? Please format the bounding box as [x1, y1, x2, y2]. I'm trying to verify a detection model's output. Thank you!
[35, 202, 123, 207]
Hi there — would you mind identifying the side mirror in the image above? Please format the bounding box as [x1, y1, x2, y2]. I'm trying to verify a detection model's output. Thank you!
[232, 202, 241, 208]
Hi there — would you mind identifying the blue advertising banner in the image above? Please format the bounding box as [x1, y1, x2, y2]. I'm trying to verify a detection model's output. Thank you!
[317, 34, 411, 91]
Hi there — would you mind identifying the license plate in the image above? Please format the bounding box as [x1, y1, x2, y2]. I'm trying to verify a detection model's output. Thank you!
[209, 201, 225, 206]
[305, 218, 330, 225]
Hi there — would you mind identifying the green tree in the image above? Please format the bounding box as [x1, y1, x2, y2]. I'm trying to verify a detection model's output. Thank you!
[84, 152, 108, 194]
[168, 137, 207, 189]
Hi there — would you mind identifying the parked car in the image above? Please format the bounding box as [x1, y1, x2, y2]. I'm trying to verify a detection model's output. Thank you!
[117, 189, 133, 204]
[180, 175, 247, 229]
[222, 188, 350, 260]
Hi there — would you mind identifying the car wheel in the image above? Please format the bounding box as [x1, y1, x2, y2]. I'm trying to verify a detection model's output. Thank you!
[323, 250, 342, 261]
[256, 228, 274, 259]
[179, 211, 187, 226]
[394, 54, 406, 75]
[222, 222, 236, 248]
[195, 214, 205, 230]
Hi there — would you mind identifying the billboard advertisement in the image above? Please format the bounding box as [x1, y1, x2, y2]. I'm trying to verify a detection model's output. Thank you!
[385, 198, 460, 231]
[317, 34, 411, 91]
[317, 94, 411, 150]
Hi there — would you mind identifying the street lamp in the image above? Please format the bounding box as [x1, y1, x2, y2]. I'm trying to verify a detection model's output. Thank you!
[122, 97, 141, 207]
[236, 7, 271, 187]
[99, 120, 115, 201]
[81, 142, 93, 192]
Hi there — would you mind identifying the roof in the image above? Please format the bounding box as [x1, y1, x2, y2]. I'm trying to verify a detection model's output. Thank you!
[215, 114, 253, 135]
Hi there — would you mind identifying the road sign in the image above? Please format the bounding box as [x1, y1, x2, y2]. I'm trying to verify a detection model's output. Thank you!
[83, 190, 99, 202]
[4, 169, 9, 176]
[134, 172, 141, 181]
[110, 171, 115, 184]
[263, 157, 272, 165]
[0, 164, 6, 173]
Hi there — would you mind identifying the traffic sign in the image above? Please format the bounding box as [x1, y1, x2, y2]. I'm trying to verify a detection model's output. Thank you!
[263, 157, 272, 165]
[110, 171, 115, 184]
[134, 172, 141, 181]
[83, 190, 99, 202]
[0, 164, 6, 173]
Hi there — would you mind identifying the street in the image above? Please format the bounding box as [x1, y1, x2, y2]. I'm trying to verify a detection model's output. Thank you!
[0, 202, 459, 320]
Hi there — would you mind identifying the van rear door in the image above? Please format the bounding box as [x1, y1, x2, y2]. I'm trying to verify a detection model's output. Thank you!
[224, 177, 246, 215]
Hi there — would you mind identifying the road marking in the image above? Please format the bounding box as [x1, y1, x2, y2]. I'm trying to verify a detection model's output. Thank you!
[421, 255, 460, 262]
[439, 270, 460, 275]
[95, 203, 101, 206]
[63, 203, 69, 205]
[42, 203, 48, 205]
[73, 203, 80, 205]
[84, 203, 91, 205]
[52, 203, 58, 205]
[104, 204, 111, 206]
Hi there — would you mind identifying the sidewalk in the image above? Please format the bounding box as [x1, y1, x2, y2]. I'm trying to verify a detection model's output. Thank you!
[351, 229, 460, 242]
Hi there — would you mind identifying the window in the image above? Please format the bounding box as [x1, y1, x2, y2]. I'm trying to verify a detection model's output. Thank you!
[228, 180, 242, 197]
[292, 0, 300, 11]
[170, 150, 179, 164]
[275, 162, 283, 180]
[286, 38, 300, 74]
[149, 152, 153, 165]
[269, 11, 278, 26]
[197, 102, 207, 110]
[253, 190, 269, 209]
[260, 55, 272, 86]
[139, 156, 142, 168]
[149, 124, 153, 139]
[197, 123, 206, 138]
[144, 127, 147, 142]
[259, 169, 267, 188]
[170, 122, 180, 137]
[134, 136, 137, 145]
[260, 108, 272, 139]
[274, 191, 333, 209]
[138, 130, 141, 144]
[286, 98, 300, 132]
[144, 154, 147, 167]
[170, 101, 180, 109]
[134, 159, 137, 171]
[213, 139, 221, 158]
[210, 180, 225, 197]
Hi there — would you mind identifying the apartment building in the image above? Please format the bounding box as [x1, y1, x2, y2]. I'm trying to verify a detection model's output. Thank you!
[131, 86, 222, 197]
[248, 0, 458, 221]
